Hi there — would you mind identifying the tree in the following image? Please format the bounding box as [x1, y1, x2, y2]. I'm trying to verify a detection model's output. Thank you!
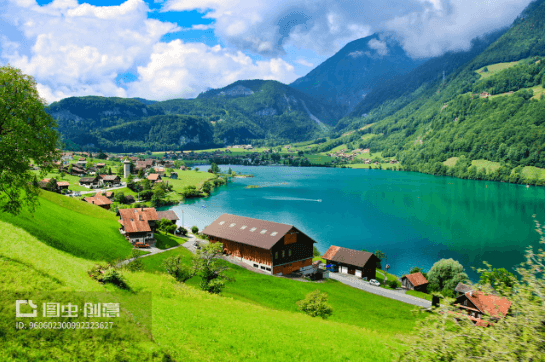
[313, 246, 321, 257]
[137, 168, 144, 178]
[125, 249, 144, 272]
[127, 174, 134, 184]
[209, 163, 220, 173]
[177, 226, 188, 236]
[227, 167, 232, 175]
[68, 164, 73, 175]
[194, 167, 199, 172]
[191, 226, 199, 234]
[158, 218, 172, 234]
[401, 222, 545, 361]
[151, 184, 166, 207]
[427, 258, 469, 295]
[0, 65, 60, 214]
[44, 178, 57, 192]
[374, 250, 386, 270]
[117, 167, 124, 177]
[479, 266, 516, 291]
[193, 243, 232, 294]
[296, 289, 333, 319]
[162, 255, 195, 283]
[107, 167, 112, 175]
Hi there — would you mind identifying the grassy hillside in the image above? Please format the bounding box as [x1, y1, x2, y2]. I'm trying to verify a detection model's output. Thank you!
[0, 191, 132, 261]
[0, 196, 425, 361]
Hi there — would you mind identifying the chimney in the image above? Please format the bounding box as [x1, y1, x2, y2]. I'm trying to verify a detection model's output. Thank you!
[470, 291, 473, 297]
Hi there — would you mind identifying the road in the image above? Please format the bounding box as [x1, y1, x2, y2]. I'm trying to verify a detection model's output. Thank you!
[328, 272, 431, 308]
[74, 184, 129, 195]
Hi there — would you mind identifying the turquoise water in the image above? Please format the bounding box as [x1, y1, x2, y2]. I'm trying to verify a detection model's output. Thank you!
[165, 166, 545, 280]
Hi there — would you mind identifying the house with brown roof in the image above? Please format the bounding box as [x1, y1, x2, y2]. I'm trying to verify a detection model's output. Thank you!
[453, 291, 511, 327]
[99, 175, 121, 186]
[202, 213, 316, 275]
[79, 176, 101, 187]
[147, 173, 162, 182]
[84, 195, 113, 210]
[96, 163, 106, 169]
[56, 181, 70, 191]
[401, 272, 429, 292]
[157, 210, 179, 224]
[118, 207, 160, 246]
[70, 166, 86, 176]
[455, 282, 473, 296]
[322, 246, 379, 280]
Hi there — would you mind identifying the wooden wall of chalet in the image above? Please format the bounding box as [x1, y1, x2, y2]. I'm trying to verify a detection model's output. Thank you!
[211, 237, 272, 266]
[271, 227, 314, 267]
[272, 258, 312, 275]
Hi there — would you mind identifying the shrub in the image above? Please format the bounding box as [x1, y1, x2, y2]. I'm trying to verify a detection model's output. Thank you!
[98, 269, 129, 289]
[386, 280, 399, 289]
[191, 226, 199, 234]
[296, 289, 333, 319]
[177, 226, 188, 236]
[162, 255, 195, 283]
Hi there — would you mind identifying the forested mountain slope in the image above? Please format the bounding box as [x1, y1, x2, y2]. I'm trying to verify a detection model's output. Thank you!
[290, 33, 426, 113]
[47, 80, 343, 151]
[323, 0, 545, 184]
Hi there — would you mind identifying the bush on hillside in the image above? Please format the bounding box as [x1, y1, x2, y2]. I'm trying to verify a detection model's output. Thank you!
[297, 290, 333, 319]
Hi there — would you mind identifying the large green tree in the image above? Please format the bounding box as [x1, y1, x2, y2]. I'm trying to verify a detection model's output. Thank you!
[0, 66, 59, 214]
[427, 258, 470, 295]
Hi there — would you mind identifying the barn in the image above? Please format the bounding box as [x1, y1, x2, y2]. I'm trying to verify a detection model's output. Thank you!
[400, 272, 429, 292]
[202, 214, 316, 275]
[322, 246, 379, 280]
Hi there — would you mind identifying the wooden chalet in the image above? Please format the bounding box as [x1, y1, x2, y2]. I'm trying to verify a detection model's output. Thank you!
[157, 210, 179, 224]
[84, 195, 113, 210]
[453, 291, 511, 327]
[202, 214, 316, 275]
[323, 246, 379, 280]
[100, 175, 121, 186]
[39, 178, 58, 192]
[96, 163, 106, 169]
[401, 272, 429, 292]
[70, 166, 86, 176]
[118, 207, 160, 247]
[147, 173, 162, 182]
[56, 181, 70, 191]
[79, 176, 101, 187]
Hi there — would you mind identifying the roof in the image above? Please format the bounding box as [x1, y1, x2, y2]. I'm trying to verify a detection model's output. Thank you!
[79, 177, 98, 183]
[322, 246, 377, 268]
[463, 291, 511, 318]
[84, 195, 112, 206]
[57, 181, 70, 187]
[101, 175, 120, 181]
[157, 210, 179, 221]
[202, 213, 305, 250]
[148, 173, 161, 181]
[119, 208, 159, 233]
[455, 282, 473, 294]
[402, 272, 429, 287]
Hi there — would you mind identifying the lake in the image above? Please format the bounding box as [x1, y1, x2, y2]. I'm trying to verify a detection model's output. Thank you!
[164, 165, 545, 281]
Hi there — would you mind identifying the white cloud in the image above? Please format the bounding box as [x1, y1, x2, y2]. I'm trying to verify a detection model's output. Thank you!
[163, 0, 534, 59]
[0, 0, 179, 102]
[348, 51, 365, 58]
[295, 59, 314, 67]
[368, 39, 388, 56]
[386, 0, 533, 58]
[126, 40, 298, 100]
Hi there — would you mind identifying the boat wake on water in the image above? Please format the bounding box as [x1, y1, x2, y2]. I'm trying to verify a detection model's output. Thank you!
[263, 196, 322, 202]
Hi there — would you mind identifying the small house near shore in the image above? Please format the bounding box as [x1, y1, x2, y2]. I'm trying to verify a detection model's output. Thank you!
[455, 282, 473, 296]
[118, 207, 160, 247]
[323, 246, 378, 280]
[401, 272, 429, 292]
[452, 291, 511, 327]
[84, 195, 113, 210]
[157, 210, 180, 224]
[202, 213, 316, 275]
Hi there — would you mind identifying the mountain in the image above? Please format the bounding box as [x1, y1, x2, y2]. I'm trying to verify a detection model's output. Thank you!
[323, 0, 545, 183]
[48, 80, 343, 151]
[290, 33, 427, 113]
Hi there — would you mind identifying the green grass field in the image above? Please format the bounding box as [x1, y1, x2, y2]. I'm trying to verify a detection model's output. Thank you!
[0, 191, 132, 261]
[471, 159, 501, 173]
[475, 61, 519, 79]
[168, 170, 216, 193]
[520, 166, 546, 182]
[31, 170, 90, 192]
[406, 290, 433, 302]
[140, 247, 424, 335]
[345, 163, 399, 170]
[154, 232, 187, 249]
[0, 196, 425, 361]
[443, 157, 459, 167]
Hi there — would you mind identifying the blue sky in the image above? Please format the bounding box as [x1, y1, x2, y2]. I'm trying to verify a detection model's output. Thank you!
[0, 0, 531, 103]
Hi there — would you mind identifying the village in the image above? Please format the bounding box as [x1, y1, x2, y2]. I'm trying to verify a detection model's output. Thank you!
[32, 149, 512, 329]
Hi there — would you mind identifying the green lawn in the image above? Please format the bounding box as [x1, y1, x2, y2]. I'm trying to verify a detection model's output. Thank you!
[141, 248, 424, 335]
[471, 159, 501, 173]
[406, 290, 433, 302]
[520, 166, 546, 182]
[443, 157, 459, 167]
[345, 163, 399, 170]
[304, 154, 333, 165]
[154, 232, 187, 249]
[0, 191, 132, 261]
[167, 170, 216, 193]
[475, 61, 519, 79]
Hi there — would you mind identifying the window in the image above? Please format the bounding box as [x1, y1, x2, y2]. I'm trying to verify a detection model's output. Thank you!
[270, 231, 278, 236]
[219, 221, 225, 225]
[288, 249, 292, 257]
[240, 225, 247, 230]
[229, 223, 236, 227]
[282, 250, 285, 258]
[266, 267, 271, 271]
[260, 229, 267, 234]
[260, 266, 266, 270]
[250, 227, 257, 232]
[275, 252, 278, 259]
[253, 264, 258, 268]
